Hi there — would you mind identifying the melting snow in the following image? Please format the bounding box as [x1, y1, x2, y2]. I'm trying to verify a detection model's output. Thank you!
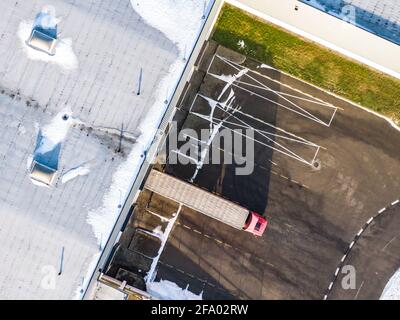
[34, 6, 61, 29]
[215, 68, 248, 100]
[29, 109, 75, 188]
[18, 6, 78, 71]
[258, 63, 278, 71]
[381, 268, 400, 300]
[198, 95, 219, 128]
[79, 0, 209, 300]
[30, 178, 52, 188]
[73, 252, 101, 300]
[130, 0, 204, 53]
[36, 109, 74, 155]
[190, 121, 223, 182]
[152, 225, 164, 238]
[147, 279, 203, 300]
[188, 92, 237, 182]
[304, 0, 327, 11]
[237, 39, 245, 49]
[146, 205, 182, 283]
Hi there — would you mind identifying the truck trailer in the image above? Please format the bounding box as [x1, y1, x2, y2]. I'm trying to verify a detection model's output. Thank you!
[144, 170, 268, 236]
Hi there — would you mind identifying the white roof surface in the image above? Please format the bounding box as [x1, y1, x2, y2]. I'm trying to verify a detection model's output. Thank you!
[0, 0, 205, 299]
[301, 0, 400, 44]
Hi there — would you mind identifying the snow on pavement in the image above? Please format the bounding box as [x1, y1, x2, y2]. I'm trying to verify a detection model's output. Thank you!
[79, 0, 209, 299]
[29, 109, 75, 188]
[61, 166, 91, 184]
[147, 279, 203, 300]
[135, 203, 201, 300]
[34, 5, 60, 29]
[381, 268, 400, 300]
[18, 21, 78, 71]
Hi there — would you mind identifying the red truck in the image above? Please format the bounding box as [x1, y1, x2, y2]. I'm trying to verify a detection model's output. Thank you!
[145, 170, 268, 236]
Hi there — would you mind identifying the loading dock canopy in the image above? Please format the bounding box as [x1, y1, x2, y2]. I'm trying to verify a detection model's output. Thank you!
[30, 160, 57, 186]
[144, 169, 249, 230]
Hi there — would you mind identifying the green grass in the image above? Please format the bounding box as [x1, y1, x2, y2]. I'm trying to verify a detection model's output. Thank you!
[212, 4, 400, 122]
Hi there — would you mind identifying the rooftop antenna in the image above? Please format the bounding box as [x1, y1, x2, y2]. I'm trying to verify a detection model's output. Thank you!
[137, 67, 143, 96]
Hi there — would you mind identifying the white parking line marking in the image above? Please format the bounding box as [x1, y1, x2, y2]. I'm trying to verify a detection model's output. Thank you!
[335, 268, 340, 276]
[325, 198, 400, 300]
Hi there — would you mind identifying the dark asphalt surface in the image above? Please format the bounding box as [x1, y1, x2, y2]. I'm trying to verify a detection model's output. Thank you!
[106, 42, 400, 300]
[163, 43, 400, 299]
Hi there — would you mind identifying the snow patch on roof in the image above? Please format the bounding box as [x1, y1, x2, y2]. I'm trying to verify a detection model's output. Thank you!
[146, 205, 182, 283]
[86, 0, 206, 255]
[381, 268, 400, 300]
[36, 109, 74, 154]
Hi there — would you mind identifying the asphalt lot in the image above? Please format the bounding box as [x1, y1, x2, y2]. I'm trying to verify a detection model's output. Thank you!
[0, 0, 178, 299]
[162, 43, 400, 299]
[102, 41, 400, 300]
[328, 201, 400, 300]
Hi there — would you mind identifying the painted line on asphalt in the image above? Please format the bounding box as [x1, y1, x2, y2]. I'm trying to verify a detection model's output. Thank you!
[323, 198, 400, 300]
